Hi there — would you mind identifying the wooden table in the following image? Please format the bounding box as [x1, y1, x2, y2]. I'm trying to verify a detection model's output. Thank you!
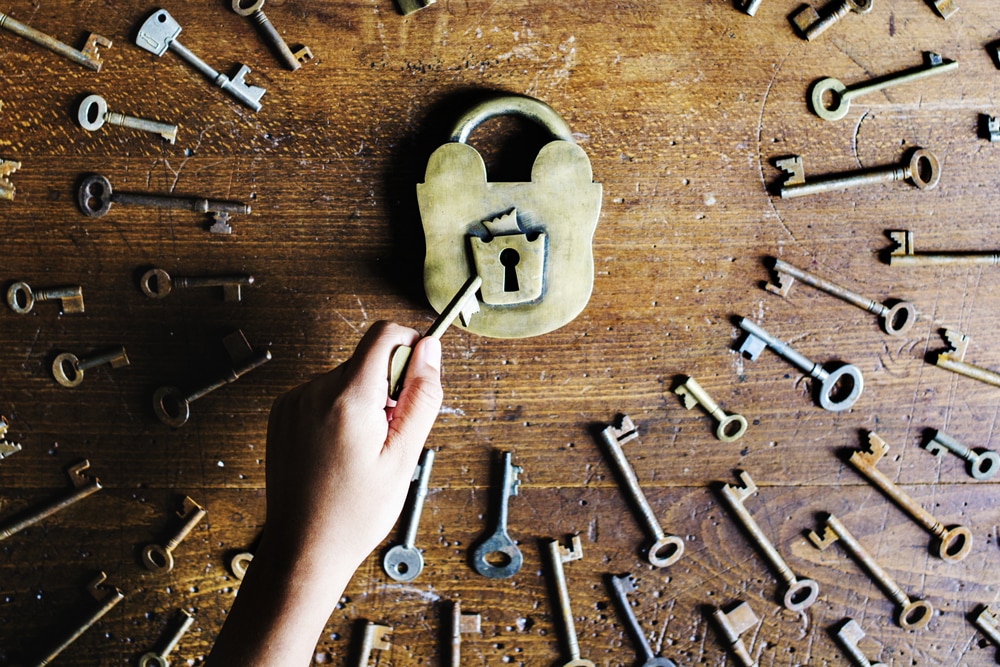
[1, 0, 999, 664]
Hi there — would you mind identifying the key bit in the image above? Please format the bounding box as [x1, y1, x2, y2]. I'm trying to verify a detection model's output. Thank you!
[974, 605, 1000, 658]
[449, 601, 482, 667]
[711, 601, 759, 667]
[932, 0, 957, 18]
[0, 159, 20, 200]
[935, 329, 1000, 388]
[0, 417, 21, 460]
[834, 619, 887, 667]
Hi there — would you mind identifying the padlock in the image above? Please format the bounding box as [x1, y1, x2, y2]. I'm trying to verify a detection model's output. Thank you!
[417, 94, 602, 339]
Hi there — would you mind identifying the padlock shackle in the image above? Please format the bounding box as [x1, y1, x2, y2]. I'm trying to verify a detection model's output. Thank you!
[448, 95, 575, 145]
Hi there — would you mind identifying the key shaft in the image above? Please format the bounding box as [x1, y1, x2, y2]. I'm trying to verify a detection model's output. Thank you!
[449, 601, 481, 667]
[546, 537, 594, 667]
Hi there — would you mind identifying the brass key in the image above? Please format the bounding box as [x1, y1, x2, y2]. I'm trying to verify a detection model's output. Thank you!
[935, 329, 1000, 389]
[776, 148, 940, 198]
[31, 572, 124, 665]
[888, 230, 1000, 267]
[0, 12, 110, 70]
[52, 346, 130, 388]
[0, 460, 102, 542]
[7, 281, 84, 314]
[141, 496, 207, 573]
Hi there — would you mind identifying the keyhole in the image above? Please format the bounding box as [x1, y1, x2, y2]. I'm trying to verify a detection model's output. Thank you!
[500, 248, 520, 293]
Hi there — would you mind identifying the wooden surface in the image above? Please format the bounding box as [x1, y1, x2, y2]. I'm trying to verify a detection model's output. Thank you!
[1, 0, 999, 664]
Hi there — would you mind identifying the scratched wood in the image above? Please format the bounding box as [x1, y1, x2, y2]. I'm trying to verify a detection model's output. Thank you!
[1, 0, 1000, 664]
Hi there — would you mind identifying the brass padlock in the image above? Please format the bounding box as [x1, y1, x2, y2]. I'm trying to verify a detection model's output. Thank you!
[418, 94, 602, 339]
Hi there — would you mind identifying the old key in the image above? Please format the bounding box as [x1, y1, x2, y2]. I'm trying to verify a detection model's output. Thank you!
[470, 450, 523, 578]
[383, 448, 434, 582]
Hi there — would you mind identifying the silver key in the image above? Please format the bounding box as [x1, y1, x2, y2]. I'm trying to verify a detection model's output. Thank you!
[33, 572, 124, 665]
[777, 148, 940, 198]
[136, 9, 266, 112]
[791, 0, 872, 41]
[140, 268, 255, 302]
[470, 450, 523, 578]
[742, 0, 764, 16]
[935, 329, 1000, 389]
[0, 158, 20, 200]
[396, 0, 436, 15]
[546, 536, 594, 667]
[710, 601, 759, 667]
[448, 600, 481, 667]
[974, 606, 1000, 659]
[0, 11, 111, 70]
[357, 622, 392, 667]
[889, 230, 1000, 266]
[738, 318, 863, 411]
[141, 496, 207, 573]
[675, 375, 748, 441]
[232, 0, 313, 71]
[139, 609, 195, 667]
[77, 94, 178, 144]
[0, 417, 22, 461]
[608, 575, 677, 667]
[6, 281, 84, 314]
[383, 448, 434, 582]
[52, 346, 130, 388]
[0, 460, 101, 542]
[925, 430, 999, 480]
[833, 619, 887, 667]
[598, 415, 684, 567]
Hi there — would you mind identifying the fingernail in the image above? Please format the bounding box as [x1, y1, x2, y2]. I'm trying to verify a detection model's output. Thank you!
[421, 337, 441, 371]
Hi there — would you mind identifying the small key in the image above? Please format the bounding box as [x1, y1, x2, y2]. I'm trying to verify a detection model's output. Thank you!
[834, 619, 887, 667]
[776, 148, 940, 198]
[810, 53, 958, 121]
[742, 0, 764, 17]
[139, 609, 195, 667]
[136, 9, 266, 112]
[598, 415, 685, 567]
[77, 94, 178, 144]
[396, 0, 436, 15]
[449, 600, 482, 667]
[32, 572, 124, 665]
[383, 448, 435, 582]
[230, 551, 253, 580]
[809, 513, 932, 629]
[0, 158, 20, 200]
[925, 430, 999, 480]
[470, 450, 523, 578]
[141, 496, 207, 573]
[357, 622, 392, 667]
[974, 606, 1000, 659]
[0, 459, 101, 542]
[737, 317, 863, 411]
[675, 375, 748, 441]
[931, 0, 957, 18]
[935, 329, 1000, 389]
[388, 274, 482, 400]
[545, 536, 594, 667]
[888, 230, 1000, 266]
[153, 330, 272, 427]
[766, 258, 916, 336]
[232, 0, 313, 71]
[140, 268, 255, 302]
[850, 432, 971, 561]
[0, 12, 111, 71]
[608, 575, 677, 667]
[52, 346, 130, 388]
[0, 417, 22, 461]
[791, 0, 872, 41]
[7, 281, 84, 314]
[710, 601, 759, 667]
[986, 115, 1000, 143]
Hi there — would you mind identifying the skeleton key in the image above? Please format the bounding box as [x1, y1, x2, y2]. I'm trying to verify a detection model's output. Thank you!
[608, 575, 677, 667]
[139, 609, 195, 667]
[7, 281, 84, 314]
[136, 9, 266, 112]
[936, 329, 1000, 388]
[470, 450, 523, 578]
[449, 600, 482, 667]
[232, 0, 313, 71]
[833, 619, 887, 667]
[0, 159, 20, 200]
[396, 0, 436, 15]
[719, 471, 820, 612]
[52, 346, 130, 388]
[141, 496, 207, 573]
[791, 0, 872, 41]
[810, 53, 958, 121]
[766, 258, 916, 336]
[710, 601, 759, 667]
[32, 572, 124, 665]
[974, 606, 1000, 659]
[737, 317, 863, 411]
[598, 415, 685, 567]
[388, 274, 481, 400]
[888, 230, 1000, 266]
[546, 536, 594, 667]
[925, 430, 999, 480]
[850, 433, 971, 561]
[357, 622, 392, 667]
[140, 268, 255, 302]
[0, 417, 22, 460]
[77, 94, 178, 144]
[383, 448, 434, 582]
[808, 513, 932, 629]
[776, 148, 940, 198]
[675, 375, 748, 441]
[0, 459, 101, 542]
[0, 12, 111, 70]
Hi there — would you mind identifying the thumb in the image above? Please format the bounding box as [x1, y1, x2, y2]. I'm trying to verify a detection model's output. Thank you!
[386, 336, 443, 454]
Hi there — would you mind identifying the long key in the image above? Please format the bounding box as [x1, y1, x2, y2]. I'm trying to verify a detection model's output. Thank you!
[811, 53, 958, 121]
[925, 430, 999, 480]
[737, 317, 863, 411]
[0, 417, 21, 461]
[850, 432, 971, 561]
[777, 148, 940, 198]
[357, 622, 392, 667]
[77, 94, 178, 144]
[449, 600, 481, 667]
[388, 274, 482, 400]
[766, 258, 916, 336]
[470, 450, 523, 578]
[710, 601, 759, 667]
[546, 536, 594, 667]
[383, 448, 434, 582]
[598, 415, 684, 567]
[834, 619, 887, 667]
[139, 609, 195, 667]
[808, 513, 932, 629]
[136, 9, 266, 111]
[889, 230, 1000, 266]
[141, 496, 207, 573]
[935, 329, 1000, 388]
[974, 606, 1000, 659]
[675, 375, 748, 441]
[31, 572, 124, 666]
[0, 12, 110, 71]
[140, 268, 255, 302]
[52, 346, 130, 388]
[0, 460, 101, 542]
[608, 575, 677, 667]
[232, 0, 313, 71]
[7, 281, 84, 314]
[791, 0, 872, 41]
[719, 471, 819, 612]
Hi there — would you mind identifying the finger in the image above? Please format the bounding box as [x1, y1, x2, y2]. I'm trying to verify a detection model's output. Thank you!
[385, 336, 442, 457]
[307, 322, 418, 404]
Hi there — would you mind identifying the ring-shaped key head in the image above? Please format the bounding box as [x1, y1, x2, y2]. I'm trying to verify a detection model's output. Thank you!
[937, 525, 972, 562]
[141, 543, 175, 573]
[647, 535, 685, 568]
[52, 353, 84, 387]
[154, 386, 191, 428]
[847, 0, 874, 12]
[6, 281, 35, 313]
[138, 653, 168, 667]
[716, 413, 749, 442]
[908, 149, 941, 190]
[810, 77, 851, 121]
[817, 363, 864, 412]
[884, 302, 917, 336]
[471, 533, 523, 579]
[230, 551, 253, 580]
[382, 544, 424, 582]
[641, 659, 677, 667]
[78, 174, 114, 217]
[77, 94, 108, 131]
[783, 578, 820, 612]
[897, 599, 933, 630]
[971, 451, 1000, 480]
[232, 0, 265, 15]
[562, 660, 596, 667]
[140, 268, 173, 298]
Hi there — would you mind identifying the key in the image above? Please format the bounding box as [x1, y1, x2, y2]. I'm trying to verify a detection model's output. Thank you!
[974, 606, 1000, 659]
[141, 496, 207, 573]
[140, 268, 255, 302]
[810, 53, 958, 121]
[850, 432, 971, 561]
[791, 0, 872, 41]
[0, 459, 101, 542]
[136, 9, 266, 112]
[32, 572, 124, 665]
[608, 575, 677, 667]
[388, 274, 482, 400]
[77, 174, 251, 234]
[0, 417, 22, 461]
[396, 0, 436, 15]
[776, 148, 940, 198]
[545, 536, 594, 667]
[52, 346, 130, 388]
[0, 12, 110, 71]
[888, 230, 1000, 266]
[383, 448, 435, 582]
[153, 329, 272, 427]
[77, 94, 179, 144]
[833, 619, 887, 667]
[766, 257, 916, 336]
[230, 551, 253, 580]
[718, 471, 820, 612]
[925, 430, 999, 480]
[742, 0, 764, 17]
[139, 609, 195, 667]
[674, 375, 748, 441]
[710, 601, 759, 667]
[986, 115, 1000, 143]
[232, 0, 313, 71]
[931, 0, 957, 18]
[448, 600, 481, 667]
[357, 621, 392, 667]
[0, 158, 20, 200]
[737, 317, 863, 411]
[808, 513, 932, 629]
[935, 329, 1000, 388]
[598, 415, 685, 567]
[7, 281, 84, 314]
[470, 450, 523, 578]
